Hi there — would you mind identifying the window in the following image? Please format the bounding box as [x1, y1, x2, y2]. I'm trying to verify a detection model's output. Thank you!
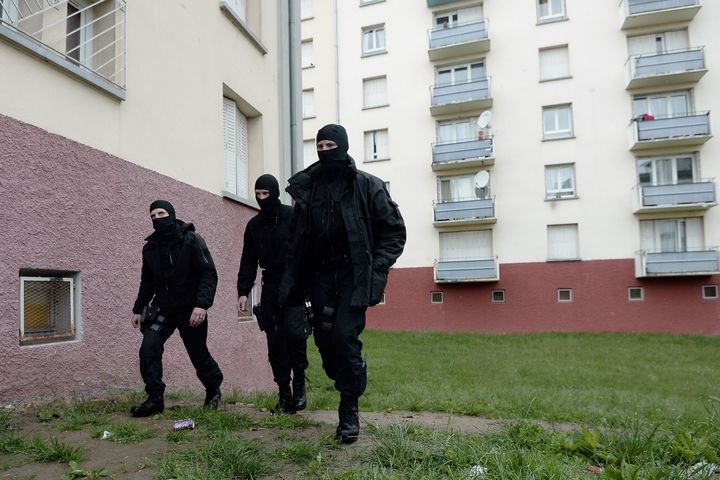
[640, 218, 704, 253]
[434, 5, 483, 28]
[437, 118, 482, 144]
[628, 287, 644, 301]
[557, 288, 573, 302]
[438, 173, 490, 202]
[302, 89, 315, 119]
[539, 46, 570, 81]
[702, 285, 719, 299]
[627, 30, 688, 56]
[431, 291, 444, 304]
[632, 91, 690, 119]
[300, 0, 312, 19]
[364, 129, 390, 162]
[301, 39, 314, 68]
[637, 154, 697, 187]
[542, 105, 573, 140]
[362, 25, 386, 55]
[492, 290, 505, 303]
[363, 76, 388, 109]
[223, 97, 249, 198]
[0, 0, 20, 23]
[537, 0, 566, 22]
[545, 164, 576, 199]
[436, 61, 485, 86]
[303, 140, 316, 168]
[20, 274, 78, 345]
[66, 1, 93, 65]
[547, 224, 579, 260]
[225, 0, 247, 22]
[440, 230, 493, 260]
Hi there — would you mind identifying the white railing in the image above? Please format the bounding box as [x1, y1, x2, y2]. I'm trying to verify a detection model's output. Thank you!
[0, 0, 126, 88]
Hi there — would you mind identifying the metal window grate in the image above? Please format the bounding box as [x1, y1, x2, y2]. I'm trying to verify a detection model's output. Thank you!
[20, 276, 74, 342]
[557, 288, 573, 303]
[491, 289, 505, 303]
[628, 287, 644, 301]
[430, 291, 444, 304]
[702, 285, 718, 299]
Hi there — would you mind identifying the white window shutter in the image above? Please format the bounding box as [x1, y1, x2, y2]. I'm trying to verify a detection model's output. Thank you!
[364, 132, 374, 161]
[547, 224, 578, 259]
[628, 34, 657, 56]
[539, 46, 569, 80]
[223, 97, 238, 195]
[236, 109, 249, 198]
[458, 5, 483, 23]
[303, 140, 316, 167]
[665, 30, 689, 51]
[376, 130, 389, 159]
[301, 40, 313, 68]
[440, 231, 492, 260]
[686, 217, 703, 250]
[363, 77, 387, 108]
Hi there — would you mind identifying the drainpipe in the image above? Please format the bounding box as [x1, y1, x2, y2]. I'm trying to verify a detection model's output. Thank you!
[334, 0, 340, 122]
[288, 0, 303, 175]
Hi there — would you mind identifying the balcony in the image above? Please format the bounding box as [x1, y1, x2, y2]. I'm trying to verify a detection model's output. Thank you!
[435, 257, 499, 282]
[426, 0, 464, 6]
[433, 197, 496, 227]
[633, 180, 716, 213]
[430, 77, 492, 116]
[620, 0, 701, 30]
[636, 248, 719, 277]
[0, 0, 127, 100]
[629, 112, 711, 151]
[432, 137, 494, 170]
[428, 19, 490, 61]
[626, 47, 707, 89]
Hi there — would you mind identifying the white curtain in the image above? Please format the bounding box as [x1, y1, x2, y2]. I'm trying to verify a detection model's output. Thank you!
[301, 40, 313, 68]
[363, 77, 387, 108]
[547, 224, 578, 260]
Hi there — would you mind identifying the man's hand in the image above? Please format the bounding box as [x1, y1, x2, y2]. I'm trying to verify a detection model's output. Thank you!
[132, 314, 140, 329]
[189, 307, 207, 327]
[237, 296, 248, 317]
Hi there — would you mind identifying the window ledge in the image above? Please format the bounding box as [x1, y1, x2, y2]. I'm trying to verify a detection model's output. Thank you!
[220, 2, 268, 55]
[360, 0, 386, 6]
[362, 104, 390, 111]
[0, 23, 125, 101]
[545, 195, 578, 201]
[362, 50, 388, 58]
[303, 115, 317, 120]
[542, 135, 576, 142]
[536, 16, 569, 26]
[301, 16, 314, 22]
[302, 64, 316, 70]
[547, 258, 582, 262]
[222, 191, 259, 210]
[539, 75, 573, 83]
[364, 157, 391, 163]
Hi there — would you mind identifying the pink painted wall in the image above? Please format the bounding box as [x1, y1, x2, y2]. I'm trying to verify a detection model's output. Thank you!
[369, 261, 720, 334]
[0, 114, 275, 402]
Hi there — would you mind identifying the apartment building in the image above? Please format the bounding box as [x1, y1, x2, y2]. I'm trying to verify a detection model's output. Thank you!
[302, 0, 720, 334]
[0, 0, 299, 400]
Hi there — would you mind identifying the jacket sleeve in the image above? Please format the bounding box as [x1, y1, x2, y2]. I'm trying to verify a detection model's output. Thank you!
[370, 184, 407, 271]
[192, 234, 218, 309]
[237, 224, 258, 297]
[132, 249, 154, 314]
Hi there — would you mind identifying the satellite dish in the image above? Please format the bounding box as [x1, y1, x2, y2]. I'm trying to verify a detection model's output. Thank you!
[477, 111, 492, 129]
[474, 170, 490, 189]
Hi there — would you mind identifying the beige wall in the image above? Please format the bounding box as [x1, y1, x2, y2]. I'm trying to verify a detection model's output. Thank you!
[0, 0, 286, 197]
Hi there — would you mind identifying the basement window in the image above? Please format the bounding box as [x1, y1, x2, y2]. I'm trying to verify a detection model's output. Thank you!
[702, 285, 718, 300]
[20, 272, 80, 346]
[430, 291, 444, 304]
[628, 287, 644, 301]
[557, 288, 573, 303]
[491, 289, 505, 303]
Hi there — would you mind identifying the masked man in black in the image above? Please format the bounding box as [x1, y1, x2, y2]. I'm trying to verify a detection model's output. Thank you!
[130, 200, 223, 417]
[237, 175, 309, 414]
[279, 124, 406, 443]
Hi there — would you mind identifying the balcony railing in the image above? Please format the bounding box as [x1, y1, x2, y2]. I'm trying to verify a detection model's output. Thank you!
[636, 248, 719, 277]
[434, 197, 495, 223]
[428, 19, 489, 60]
[626, 47, 706, 89]
[430, 77, 492, 115]
[432, 137, 493, 169]
[629, 112, 711, 150]
[620, 0, 701, 29]
[0, 0, 126, 99]
[435, 257, 499, 282]
[634, 180, 716, 212]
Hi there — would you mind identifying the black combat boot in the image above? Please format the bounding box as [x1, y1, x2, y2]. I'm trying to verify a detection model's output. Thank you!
[337, 394, 359, 444]
[204, 388, 222, 409]
[130, 396, 164, 417]
[292, 374, 307, 411]
[272, 386, 296, 415]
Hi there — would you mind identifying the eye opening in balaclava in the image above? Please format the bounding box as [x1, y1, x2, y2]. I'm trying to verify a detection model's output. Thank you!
[254, 174, 281, 214]
[149, 199, 177, 237]
[316, 124, 350, 175]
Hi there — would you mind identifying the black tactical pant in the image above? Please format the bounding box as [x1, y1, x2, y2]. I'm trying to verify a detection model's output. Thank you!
[139, 309, 223, 399]
[311, 265, 367, 399]
[260, 282, 309, 389]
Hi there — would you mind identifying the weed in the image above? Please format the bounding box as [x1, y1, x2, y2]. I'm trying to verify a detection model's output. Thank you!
[61, 460, 114, 480]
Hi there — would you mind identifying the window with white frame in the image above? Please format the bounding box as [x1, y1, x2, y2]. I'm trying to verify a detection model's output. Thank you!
[362, 25, 386, 55]
[364, 129, 390, 162]
[492, 289, 505, 303]
[302, 89, 315, 118]
[300, 0, 312, 19]
[438, 173, 490, 202]
[545, 164, 576, 199]
[637, 154, 697, 187]
[640, 218, 704, 253]
[537, 0, 566, 22]
[66, 0, 95, 65]
[436, 61, 485, 86]
[430, 291, 444, 304]
[547, 224, 579, 260]
[440, 230, 493, 260]
[632, 91, 690, 119]
[557, 288, 573, 302]
[542, 104, 573, 140]
[301, 39, 314, 68]
[223, 97, 249, 198]
[628, 287, 644, 301]
[20, 274, 78, 345]
[627, 30, 688, 56]
[303, 140, 316, 167]
[363, 76, 388, 108]
[434, 5, 483, 28]
[702, 285, 719, 299]
[224, 0, 247, 22]
[436, 118, 481, 144]
[539, 45, 570, 81]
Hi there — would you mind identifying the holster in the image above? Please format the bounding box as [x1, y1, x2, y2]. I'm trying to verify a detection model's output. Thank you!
[140, 304, 167, 334]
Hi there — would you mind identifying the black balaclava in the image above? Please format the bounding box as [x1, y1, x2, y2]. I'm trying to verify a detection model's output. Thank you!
[316, 124, 350, 176]
[149, 199, 177, 238]
[254, 174, 281, 214]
